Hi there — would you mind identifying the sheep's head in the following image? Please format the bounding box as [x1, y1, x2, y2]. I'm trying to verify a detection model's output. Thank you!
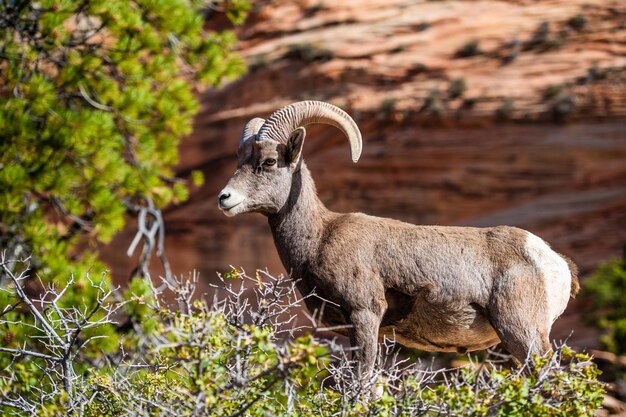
[218, 101, 362, 217]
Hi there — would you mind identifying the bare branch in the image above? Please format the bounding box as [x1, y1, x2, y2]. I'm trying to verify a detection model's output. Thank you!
[0, 258, 66, 347]
[0, 347, 61, 362]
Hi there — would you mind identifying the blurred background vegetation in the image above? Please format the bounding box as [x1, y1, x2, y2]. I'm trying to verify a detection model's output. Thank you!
[1, 0, 625, 415]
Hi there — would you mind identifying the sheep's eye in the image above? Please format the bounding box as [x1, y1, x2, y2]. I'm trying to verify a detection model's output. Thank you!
[262, 158, 277, 167]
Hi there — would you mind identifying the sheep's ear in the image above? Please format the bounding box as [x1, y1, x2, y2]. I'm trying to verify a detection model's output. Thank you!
[286, 127, 306, 166]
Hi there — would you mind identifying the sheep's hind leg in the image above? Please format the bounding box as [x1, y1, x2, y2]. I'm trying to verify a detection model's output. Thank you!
[487, 274, 551, 363]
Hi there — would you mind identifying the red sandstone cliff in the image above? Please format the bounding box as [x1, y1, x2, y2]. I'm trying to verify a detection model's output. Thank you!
[103, 1, 626, 346]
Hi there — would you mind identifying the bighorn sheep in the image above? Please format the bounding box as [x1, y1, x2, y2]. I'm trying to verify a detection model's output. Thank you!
[218, 100, 579, 379]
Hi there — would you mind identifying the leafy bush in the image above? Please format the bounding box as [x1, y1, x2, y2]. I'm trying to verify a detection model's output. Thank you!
[567, 14, 588, 32]
[495, 99, 515, 121]
[1, 258, 606, 416]
[582, 250, 626, 355]
[285, 43, 334, 63]
[0, 0, 247, 290]
[455, 40, 481, 58]
[447, 78, 467, 99]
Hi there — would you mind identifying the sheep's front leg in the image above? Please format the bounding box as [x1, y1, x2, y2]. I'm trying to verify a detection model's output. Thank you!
[349, 309, 382, 388]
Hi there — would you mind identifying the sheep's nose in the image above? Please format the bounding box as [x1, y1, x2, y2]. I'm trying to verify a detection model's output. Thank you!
[218, 191, 231, 202]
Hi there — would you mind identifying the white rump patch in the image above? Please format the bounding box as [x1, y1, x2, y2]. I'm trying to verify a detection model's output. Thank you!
[524, 233, 571, 324]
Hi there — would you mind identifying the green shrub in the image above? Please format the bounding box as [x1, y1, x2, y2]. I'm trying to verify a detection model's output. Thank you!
[455, 40, 481, 58]
[422, 88, 444, 117]
[568, 14, 588, 32]
[285, 43, 334, 62]
[495, 98, 515, 121]
[378, 98, 398, 120]
[420, 348, 604, 416]
[582, 250, 626, 355]
[551, 93, 576, 122]
[1, 260, 606, 416]
[447, 78, 467, 99]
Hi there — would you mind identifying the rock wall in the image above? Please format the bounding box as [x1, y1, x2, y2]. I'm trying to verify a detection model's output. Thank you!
[103, 1, 626, 344]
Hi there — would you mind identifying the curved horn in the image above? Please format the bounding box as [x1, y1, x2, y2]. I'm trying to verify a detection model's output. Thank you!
[240, 117, 265, 145]
[257, 101, 362, 163]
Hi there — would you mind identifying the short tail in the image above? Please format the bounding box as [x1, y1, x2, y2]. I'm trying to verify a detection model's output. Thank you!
[560, 254, 580, 298]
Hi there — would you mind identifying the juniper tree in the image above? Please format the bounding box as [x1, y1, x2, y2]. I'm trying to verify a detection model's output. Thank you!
[0, 0, 248, 288]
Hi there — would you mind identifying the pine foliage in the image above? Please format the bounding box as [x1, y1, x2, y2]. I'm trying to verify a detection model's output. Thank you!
[0, 0, 248, 286]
